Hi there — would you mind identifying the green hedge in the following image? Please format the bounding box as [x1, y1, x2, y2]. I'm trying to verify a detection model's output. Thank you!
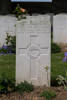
[51, 42, 61, 53]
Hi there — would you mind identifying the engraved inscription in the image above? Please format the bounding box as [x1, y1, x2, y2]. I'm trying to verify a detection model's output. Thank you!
[27, 44, 40, 59]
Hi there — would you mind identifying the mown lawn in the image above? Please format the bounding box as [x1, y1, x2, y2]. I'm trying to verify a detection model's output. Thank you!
[0, 53, 67, 82]
[51, 53, 67, 80]
[0, 54, 15, 79]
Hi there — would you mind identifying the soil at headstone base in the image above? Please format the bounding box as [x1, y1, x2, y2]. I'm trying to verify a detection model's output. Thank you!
[0, 86, 67, 100]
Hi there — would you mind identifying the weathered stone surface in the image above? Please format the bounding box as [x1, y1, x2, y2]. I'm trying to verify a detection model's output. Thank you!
[16, 15, 51, 86]
[53, 14, 67, 44]
[0, 15, 16, 47]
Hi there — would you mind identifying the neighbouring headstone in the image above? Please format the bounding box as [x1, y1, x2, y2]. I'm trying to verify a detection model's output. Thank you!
[53, 14, 67, 44]
[16, 15, 51, 86]
[0, 15, 16, 47]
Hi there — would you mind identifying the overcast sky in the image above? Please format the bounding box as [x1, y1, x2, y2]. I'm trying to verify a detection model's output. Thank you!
[11, 0, 52, 2]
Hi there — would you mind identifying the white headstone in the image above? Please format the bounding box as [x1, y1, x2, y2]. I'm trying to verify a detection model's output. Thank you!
[53, 14, 67, 44]
[16, 15, 51, 86]
[0, 15, 16, 47]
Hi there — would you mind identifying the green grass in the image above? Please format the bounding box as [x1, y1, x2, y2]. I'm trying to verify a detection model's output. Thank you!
[0, 54, 15, 79]
[0, 53, 67, 85]
[40, 90, 56, 100]
[51, 53, 67, 77]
